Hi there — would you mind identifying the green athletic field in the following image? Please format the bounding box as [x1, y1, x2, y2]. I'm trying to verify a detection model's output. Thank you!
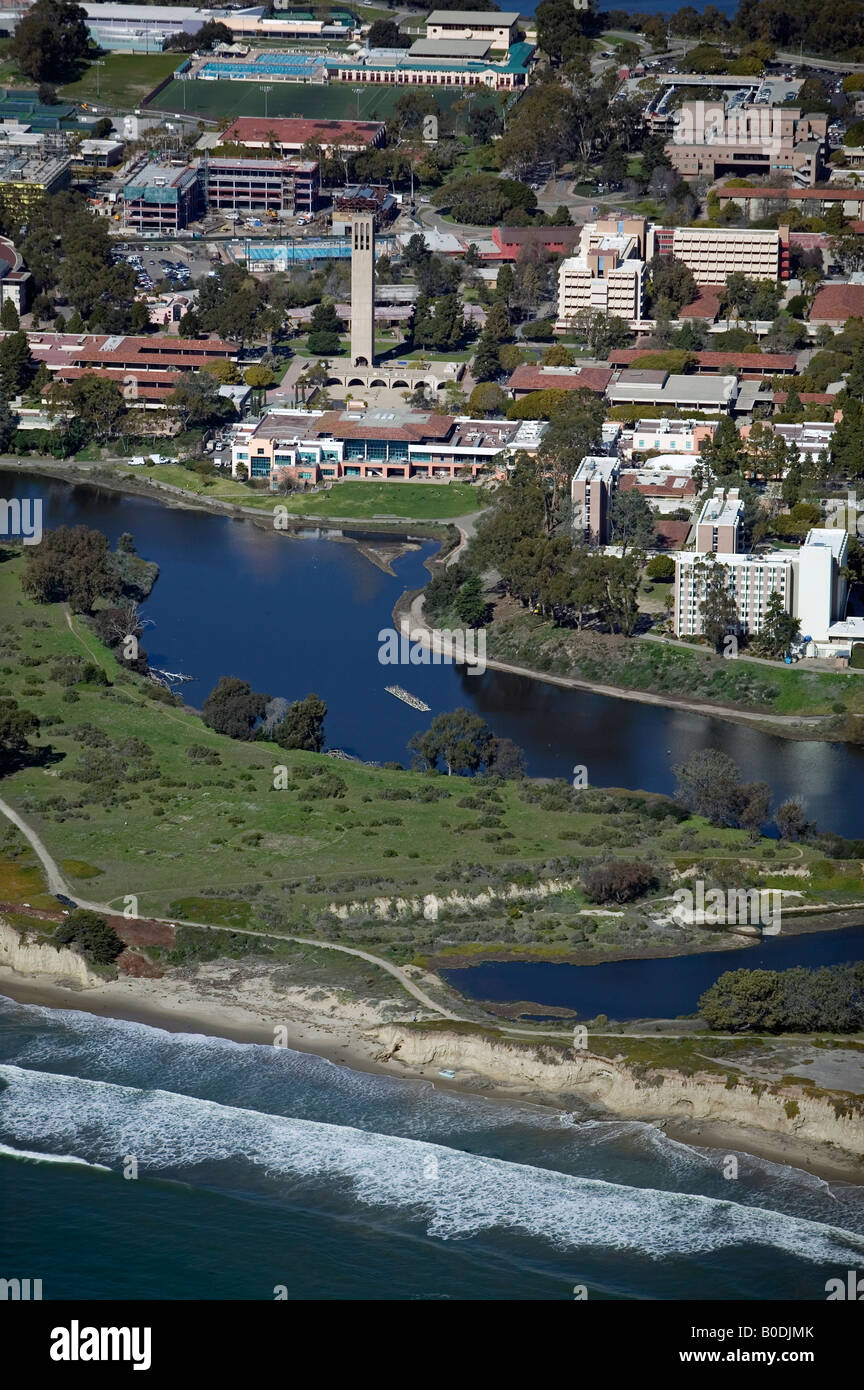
[149, 77, 494, 122]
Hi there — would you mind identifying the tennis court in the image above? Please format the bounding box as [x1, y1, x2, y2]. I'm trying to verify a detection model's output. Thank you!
[150, 78, 495, 122]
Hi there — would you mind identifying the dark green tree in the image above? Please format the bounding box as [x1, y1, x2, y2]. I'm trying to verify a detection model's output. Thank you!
[53, 909, 123, 966]
[753, 589, 800, 659]
[10, 0, 90, 82]
[0, 696, 40, 774]
[408, 707, 497, 776]
[272, 693, 327, 752]
[22, 525, 118, 613]
[201, 677, 269, 741]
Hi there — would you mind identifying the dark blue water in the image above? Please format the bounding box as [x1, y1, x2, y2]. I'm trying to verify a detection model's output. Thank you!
[522, 1, 739, 17]
[4, 471, 864, 836]
[1, 996, 863, 1300]
[443, 924, 864, 1020]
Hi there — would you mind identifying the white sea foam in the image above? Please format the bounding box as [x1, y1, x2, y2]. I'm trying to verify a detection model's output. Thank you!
[0, 1141, 111, 1172]
[1, 1064, 862, 1266]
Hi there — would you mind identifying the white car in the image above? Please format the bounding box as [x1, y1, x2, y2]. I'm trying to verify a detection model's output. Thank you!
[129, 456, 146, 466]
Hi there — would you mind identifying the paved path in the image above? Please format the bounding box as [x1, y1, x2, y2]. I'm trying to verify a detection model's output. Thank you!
[405, 595, 830, 728]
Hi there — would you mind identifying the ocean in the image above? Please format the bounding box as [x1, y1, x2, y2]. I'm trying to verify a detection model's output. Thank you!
[1, 995, 862, 1301]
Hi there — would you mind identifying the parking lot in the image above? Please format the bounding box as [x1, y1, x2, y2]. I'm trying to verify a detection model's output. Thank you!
[112, 243, 215, 290]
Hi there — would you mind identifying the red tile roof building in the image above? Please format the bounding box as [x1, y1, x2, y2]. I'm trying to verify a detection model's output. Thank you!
[507, 363, 613, 397]
[489, 226, 582, 260]
[10, 331, 238, 404]
[810, 283, 864, 326]
[221, 118, 386, 156]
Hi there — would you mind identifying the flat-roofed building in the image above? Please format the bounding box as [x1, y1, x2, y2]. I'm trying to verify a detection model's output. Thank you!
[332, 39, 533, 90]
[0, 150, 70, 220]
[556, 222, 646, 330]
[623, 418, 717, 457]
[425, 10, 520, 46]
[647, 223, 789, 284]
[231, 407, 545, 483]
[607, 371, 738, 413]
[673, 487, 849, 641]
[571, 454, 620, 544]
[199, 155, 319, 213]
[74, 138, 124, 168]
[122, 162, 201, 232]
[696, 486, 744, 554]
[666, 100, 827, 185]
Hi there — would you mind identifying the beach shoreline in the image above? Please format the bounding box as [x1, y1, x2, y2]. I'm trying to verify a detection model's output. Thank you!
[3, 965, 862, 1186]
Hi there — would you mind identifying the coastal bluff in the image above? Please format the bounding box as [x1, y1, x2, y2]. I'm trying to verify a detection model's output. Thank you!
[0, 917, 102, 989]
[373, 1026, 864, 1160]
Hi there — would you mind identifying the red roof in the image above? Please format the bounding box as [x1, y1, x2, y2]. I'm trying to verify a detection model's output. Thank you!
[492, 226, 581, 248]
[810, 283, 864, 322]
[17, 331, 237, 371]
[678, 285, 722, 320]
[608, 349, 796, 371]
[222, 117, 385, 149]
[772, 390, 837, 405]
[313, 410, 455, 443]
[620, 473, 697, 498]
[48, 367, 176, 400]
[507, 363, 612, 394]
[653, 520, 692, 551]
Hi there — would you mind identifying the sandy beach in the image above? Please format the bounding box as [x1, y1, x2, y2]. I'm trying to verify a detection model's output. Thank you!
[3, 962, 863, 1186]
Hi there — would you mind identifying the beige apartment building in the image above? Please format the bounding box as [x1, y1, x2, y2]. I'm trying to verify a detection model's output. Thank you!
[571, 456, 620, 544]
[666, 101, 827, 185]
[555, 222, 646, 330]
[646, 224, 789, 285]
[425, 9, 519, 46]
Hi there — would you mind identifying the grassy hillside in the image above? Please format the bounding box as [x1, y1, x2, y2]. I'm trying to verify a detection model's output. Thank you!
[1, 554, 860, 960]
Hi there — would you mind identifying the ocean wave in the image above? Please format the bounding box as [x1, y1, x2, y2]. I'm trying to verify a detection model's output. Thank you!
[1, 1063, 862, 1267]
[0, 1141, 111, 1172]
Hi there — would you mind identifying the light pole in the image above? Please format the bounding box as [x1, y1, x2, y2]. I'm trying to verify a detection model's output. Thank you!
[259, 85, 273, 121]
[93, 59, 106, 101]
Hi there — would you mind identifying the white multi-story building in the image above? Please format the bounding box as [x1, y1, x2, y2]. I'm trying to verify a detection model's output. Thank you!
[674, 490, 849, 643]
[556, 222, 646, 330]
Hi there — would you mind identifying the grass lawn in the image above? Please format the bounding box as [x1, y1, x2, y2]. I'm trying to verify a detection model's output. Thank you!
[60, 53, 182, 109]
[149, 77, 477, 122]
[267, 479, 482, 519]
[3, 550, 840, 949]
[113, 464, 483, 521]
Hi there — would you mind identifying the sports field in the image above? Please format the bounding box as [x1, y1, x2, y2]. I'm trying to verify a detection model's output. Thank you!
[61, 53, 182, 108]
[150, 77, 494, 122]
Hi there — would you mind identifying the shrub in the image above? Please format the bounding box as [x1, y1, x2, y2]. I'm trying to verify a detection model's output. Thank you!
[581, 860, 657, 903]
